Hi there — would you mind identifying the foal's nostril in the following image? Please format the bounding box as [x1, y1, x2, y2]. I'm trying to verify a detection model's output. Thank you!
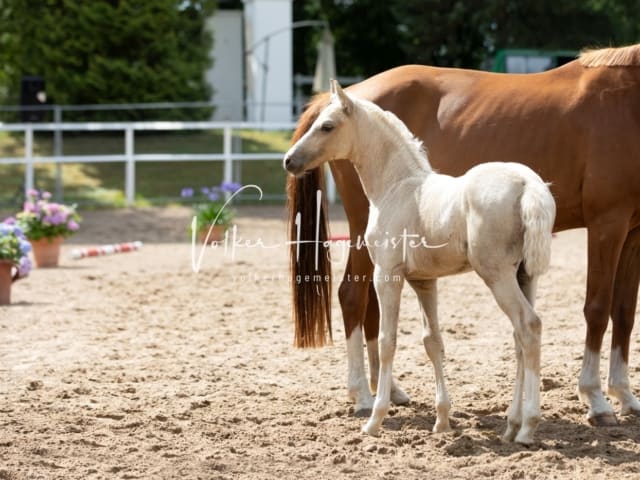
[285, 155, 294, 170]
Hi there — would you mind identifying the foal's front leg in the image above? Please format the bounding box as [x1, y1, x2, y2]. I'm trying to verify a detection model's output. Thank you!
[363, 267, 404, 436]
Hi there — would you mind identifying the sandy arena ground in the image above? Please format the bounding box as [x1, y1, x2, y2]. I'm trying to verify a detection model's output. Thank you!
[1, 205, 640, 479]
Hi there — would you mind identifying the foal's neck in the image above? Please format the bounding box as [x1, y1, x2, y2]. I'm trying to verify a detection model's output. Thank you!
[350, 104, 431, 205]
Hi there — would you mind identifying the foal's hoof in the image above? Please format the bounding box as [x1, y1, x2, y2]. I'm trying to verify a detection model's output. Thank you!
[362, 421, 381, 437]
[514, 434, 535, 446]
[588, 412, 618, 427]
[433, 421, 452, 434]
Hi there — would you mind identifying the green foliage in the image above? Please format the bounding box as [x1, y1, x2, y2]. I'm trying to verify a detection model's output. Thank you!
[294, 0, 640, 75]
[0, 0, 216, 120]
[181, 182, 241, 232]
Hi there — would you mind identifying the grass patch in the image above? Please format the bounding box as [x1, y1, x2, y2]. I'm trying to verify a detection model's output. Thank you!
[0, 128, 293, 208]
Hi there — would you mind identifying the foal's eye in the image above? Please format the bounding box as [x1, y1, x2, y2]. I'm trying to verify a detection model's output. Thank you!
[320, 123, 334, 132]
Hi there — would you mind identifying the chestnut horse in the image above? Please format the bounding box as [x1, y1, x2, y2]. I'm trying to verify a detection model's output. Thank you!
[287, 44, 640, 426]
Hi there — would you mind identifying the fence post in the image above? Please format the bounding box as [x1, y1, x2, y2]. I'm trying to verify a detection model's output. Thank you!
[24, 126, 34, 195]
[53, 106, 64, 201]
[125, 126, 135, 206]
[223, 126, 233, 200]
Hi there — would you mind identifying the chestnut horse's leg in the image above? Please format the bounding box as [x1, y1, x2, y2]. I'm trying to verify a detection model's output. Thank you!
[339, 251, 375, 414]
[608, 226, 640, 415]
[578, 220, 629, 426]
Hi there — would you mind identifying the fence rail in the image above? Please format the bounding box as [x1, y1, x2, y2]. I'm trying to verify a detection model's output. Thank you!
[0, 121, 338, 206]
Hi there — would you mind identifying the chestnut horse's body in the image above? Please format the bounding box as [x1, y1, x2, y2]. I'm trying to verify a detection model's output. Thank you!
[287, 44, 640, 425]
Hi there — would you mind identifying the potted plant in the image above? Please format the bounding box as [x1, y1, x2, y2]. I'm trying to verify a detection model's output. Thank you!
[16, 189, 81, 267]
[181, 181, 241, 244]
[0, 220, 32, 305]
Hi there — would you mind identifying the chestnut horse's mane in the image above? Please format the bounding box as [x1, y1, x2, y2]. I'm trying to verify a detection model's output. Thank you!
[579, 43, 640, 67]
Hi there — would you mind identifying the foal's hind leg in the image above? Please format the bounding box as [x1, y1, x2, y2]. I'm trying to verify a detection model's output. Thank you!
[486, 272, 542, 445]
[411, 279, 452, 433]
[503, 265, 539, 441]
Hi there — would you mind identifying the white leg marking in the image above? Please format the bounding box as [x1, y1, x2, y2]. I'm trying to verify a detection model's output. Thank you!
[608, 346, 640, 415]
[578, 347, 615, 419]
[347, 325, 374, 413]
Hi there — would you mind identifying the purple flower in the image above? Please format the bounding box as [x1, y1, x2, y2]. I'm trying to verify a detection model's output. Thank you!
[42, 191, 52, 200]
[26, 188, 39, 198]
[221, 181, 242, 193]
[200, 187, 210, 195]
[18, 256, 32, 278]
[23, 201, 39, 213]
[19, 240, 32, 254]
[181, 187, 194, 198]
[207, 191, 221, 201]
[67, 220, 79, 231]
[50, 212, 66, 225]
[3, 216, 16, 225]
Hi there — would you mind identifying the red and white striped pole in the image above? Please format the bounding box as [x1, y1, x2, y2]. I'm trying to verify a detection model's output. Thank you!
[70, 241, 143, 260]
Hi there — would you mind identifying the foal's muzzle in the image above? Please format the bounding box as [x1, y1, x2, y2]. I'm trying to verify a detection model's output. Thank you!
[283, 154, 305, 175]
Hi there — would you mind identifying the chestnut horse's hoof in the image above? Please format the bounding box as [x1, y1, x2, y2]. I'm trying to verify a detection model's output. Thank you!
[353, 408, 372, 418]
[588, 412, 618, 427]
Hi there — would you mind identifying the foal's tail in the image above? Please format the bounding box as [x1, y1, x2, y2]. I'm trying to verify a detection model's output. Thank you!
[520, 179, 556, 277]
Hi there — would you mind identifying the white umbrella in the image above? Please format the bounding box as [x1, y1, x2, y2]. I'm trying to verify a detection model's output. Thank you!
[312, 28, 336, 93]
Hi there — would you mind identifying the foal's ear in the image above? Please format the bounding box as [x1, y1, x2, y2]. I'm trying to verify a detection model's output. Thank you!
[330, 79, 353, 115]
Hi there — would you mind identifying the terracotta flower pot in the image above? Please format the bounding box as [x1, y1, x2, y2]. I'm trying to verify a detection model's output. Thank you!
[198, 225, 226, 245]
[31, 236, 64, 268]
[0, 260, 16, 305]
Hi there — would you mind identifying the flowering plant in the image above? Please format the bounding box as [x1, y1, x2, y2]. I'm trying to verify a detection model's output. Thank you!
[0, 220, 32, 278]
[16, 189, 81, 241]
[181, 181, 242, 232]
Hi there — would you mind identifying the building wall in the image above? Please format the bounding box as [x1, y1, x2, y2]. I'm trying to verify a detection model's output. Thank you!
[243, 0, 293, 122]
[206, 10, 244, 121]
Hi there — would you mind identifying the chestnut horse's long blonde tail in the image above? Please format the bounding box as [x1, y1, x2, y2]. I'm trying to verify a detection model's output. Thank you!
[286, 93, 333, 348]
[520, 180, 556, 277]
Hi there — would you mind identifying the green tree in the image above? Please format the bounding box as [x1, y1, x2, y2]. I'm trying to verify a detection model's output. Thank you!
[0, 0, 215, 120]
[294, 0, 406, 78]
[294, 0, 640, 76]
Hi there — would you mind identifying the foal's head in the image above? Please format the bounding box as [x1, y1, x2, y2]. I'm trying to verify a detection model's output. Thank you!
[284, 80, 357, 176]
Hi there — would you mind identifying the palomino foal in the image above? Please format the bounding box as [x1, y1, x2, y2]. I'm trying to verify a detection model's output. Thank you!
[284, 80, 556, 444]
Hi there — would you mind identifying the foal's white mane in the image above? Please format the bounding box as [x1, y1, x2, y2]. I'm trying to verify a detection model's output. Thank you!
[350, 96, 432, 173]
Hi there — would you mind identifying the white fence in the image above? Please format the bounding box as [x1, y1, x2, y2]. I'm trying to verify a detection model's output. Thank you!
[0, 121, 338, 205]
